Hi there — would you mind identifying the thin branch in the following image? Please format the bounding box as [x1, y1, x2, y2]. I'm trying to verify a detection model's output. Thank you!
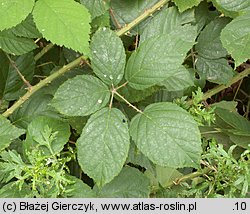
[116, 0, 169, 37]
[114, 91, 143, 114]
[5, 54, 32, 89]
[187, 68, 250, 106]
[174, 168, 212, 186]
[2, 56, 86, 117]
[109, 84, 115, 109]
[191, 48, 196, 70]
[34, 43, 54, 62]
[115, 81, 128, 91]
[135, 34, 139, 50]
[233, 79, 243, 101]
[109, 8, 122, 29]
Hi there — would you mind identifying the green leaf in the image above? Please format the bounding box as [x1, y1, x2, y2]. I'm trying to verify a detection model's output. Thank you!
[33, 0, 91, 55]
[195, 18, 235, 84]
[63, 175, 95, 198]
[211, 0, 250, 18]
[80, 0, 109, 19]
[196, 18, 231, 59]
[10, 14, 42, 39]
[77, 108, 130, 187]
[159, 66, 194, 91]
[0, 30, 37, 55]
[126, 142, 154, 172]
[125, 25, 197, 90]
[196, 57, 235, 84]
[130, 102, 202, 168]
[0, 0, 35, 31]
[145, 165, 183, 188]
[0, 182, 30, 198]
[96, 167, 150, 197]
[10, 93, 59, 129]
[110, 0, 159, 34]
[52, 75, 110, 116]
[24, 116, 70, 155]
[228, 133, 250, 149]
[173, 0, 202, 12]
[0, 115, 25, 151]
[141, 6, 195, 42]
[90, 28, 126, 86]
[221, 12, 250, 67]
[215, 108, 250, 132]
[0, 52, 35, 101]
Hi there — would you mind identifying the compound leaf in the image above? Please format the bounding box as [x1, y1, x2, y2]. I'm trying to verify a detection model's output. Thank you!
[130, 102, 202, 168]
[52, 75, 110, 116]
[0, 0, 35, 31]
[221, 12, 250, 67]
[33, 0, 91, 54]
[77, 108, 130, 187]
[96, 167, 150, 197]
[90, 28, 126, 86]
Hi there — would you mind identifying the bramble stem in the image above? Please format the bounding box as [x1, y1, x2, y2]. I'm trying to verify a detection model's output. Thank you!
[2, 0, 169, 117]
[116, 0, 169, 37]
[2, 57, 85, 117]
[34, 43, 54, 62]
[5, 54, 32, 89]
[187, 68, 250, 106]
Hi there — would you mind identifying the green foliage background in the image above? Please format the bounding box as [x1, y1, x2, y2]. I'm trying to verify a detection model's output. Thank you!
[0, 0, 249, 198]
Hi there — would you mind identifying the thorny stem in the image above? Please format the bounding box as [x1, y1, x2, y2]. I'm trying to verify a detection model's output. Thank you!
[109, 8, 122, 29]
[116, 0, 170, 37]
[2, 57, 86, 117]
[5, 54, 32, 89]
[34, 43, 54, 62]
[174, 168, 213, 186]
[2, 1, 169, 117]
[233, 78, 243, 101]
[187, 68, 250, 106]
[151, 167, 213, 194]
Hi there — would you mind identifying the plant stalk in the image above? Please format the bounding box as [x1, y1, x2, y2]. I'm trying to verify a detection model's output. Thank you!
[34, 43, 54, 62]
[2, 57, 85, 117]
[116, 0, 169, 37]
[187, 68, 250, 106]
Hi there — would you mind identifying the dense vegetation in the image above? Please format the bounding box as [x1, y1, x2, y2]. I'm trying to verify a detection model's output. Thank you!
[0, 0, 249, 198]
